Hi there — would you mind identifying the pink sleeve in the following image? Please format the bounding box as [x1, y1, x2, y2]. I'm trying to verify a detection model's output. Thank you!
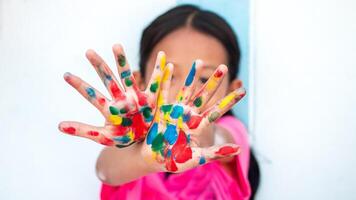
[216, 116, 251, 199]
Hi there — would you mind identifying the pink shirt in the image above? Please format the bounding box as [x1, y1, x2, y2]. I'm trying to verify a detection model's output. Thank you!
[101, 116, 251, 200]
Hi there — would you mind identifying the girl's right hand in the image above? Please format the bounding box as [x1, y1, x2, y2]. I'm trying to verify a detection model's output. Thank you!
[141, 61, 246, 173]
[59, 44, 166, 148]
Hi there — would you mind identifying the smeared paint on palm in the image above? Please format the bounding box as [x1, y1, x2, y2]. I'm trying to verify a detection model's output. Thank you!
[143, 61, 246, 172]
[59, 44, 166, 148]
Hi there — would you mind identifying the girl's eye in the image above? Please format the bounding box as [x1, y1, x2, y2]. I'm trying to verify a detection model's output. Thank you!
[199, 77, 209, 84]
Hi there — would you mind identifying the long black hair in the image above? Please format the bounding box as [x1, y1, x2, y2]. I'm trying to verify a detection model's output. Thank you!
[138, 4, 260, 199]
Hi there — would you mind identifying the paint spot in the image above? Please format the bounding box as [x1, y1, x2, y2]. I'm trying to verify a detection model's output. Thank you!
[184, 62, 196, 86]
[125, 78, 133, 87]
[199, 157, 206, 165]
[118, 54, 126, 67]
[218, 92, 236, 109]
[193, 96, 203, 107]
[183, 112, 191, 122]
[109, 106, 120, 115]
[87, 131, 99, 136]
[170, 105, 184, 119]
[165, 157, 178, 172]
[208, 111, 220, 123]
[137, 92, 148, 107]
[109, 81, 123, 99]
[166, 149, 172, 157]
[160, 54, 166, 70]
[120, 70, 131, 79]
[120, 108, 127, 114]
[86, 87, 96, 98]
[109, 115, 122, 125]
[214, 69, 224, 78]
[98, 98, 106, 106]
[113, 135, 131, 144]
[150, 82, 159, 93]
[163, 124, 178, 145]
[63, 127, 76, 135]
[152, 133, 164, 152]
[161, 104, 173, 114]
[171, 130, 192, 163]
[215, 146, 240, 156]
[99, 136, 114, 146]
[121, 118, 132, 127]
[131, 113, 148, 141]
[142, 106, 152, 119]
[186, 115, 203, 129]
[147, 123, 158, 144]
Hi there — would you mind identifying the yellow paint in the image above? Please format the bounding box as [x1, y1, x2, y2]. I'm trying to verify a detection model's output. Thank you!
[218, 92, 237, 110]
[206, 77, 218, 91]
[177, 116, 183, 129]
[109, 115, 123, 125]
[127, 130, 134, 140]
[162, 67, 170, 82]
[157, 93, 164, 107]
[160, 54, 166, 71]
[176, 90, 183, 102]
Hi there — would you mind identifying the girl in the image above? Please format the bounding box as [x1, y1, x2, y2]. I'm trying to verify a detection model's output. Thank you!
[59, 4, 259, 200]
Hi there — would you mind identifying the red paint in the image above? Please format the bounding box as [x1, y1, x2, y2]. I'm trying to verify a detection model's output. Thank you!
[131, 113, 148, 141]
[136, 92, 148, 106]
[165, 157, 178, 172]
[109, 81, 124, 100]
[186, 115, 203, 129]
[215, 146, 240, 156]
[87, 131, 99, 136]
[99, 136, 114, 146]
[63, 127, 76, 135]
[172, 130, 192, 163]
[98, 98, 106, 106]
[214, 69, 224, 78]
[111, 125, 129, 136]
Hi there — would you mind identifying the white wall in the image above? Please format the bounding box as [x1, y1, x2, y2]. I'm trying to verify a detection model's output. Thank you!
[252, 0, 356, 199]
[0, 0, 175, 199]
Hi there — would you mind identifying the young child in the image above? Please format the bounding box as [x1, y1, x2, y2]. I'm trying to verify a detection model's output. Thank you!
[59, 5, 259, 200]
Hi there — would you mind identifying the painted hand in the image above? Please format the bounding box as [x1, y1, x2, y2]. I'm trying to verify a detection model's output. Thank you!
[142, 61, 246, 172]
[59, 44, 166, 148]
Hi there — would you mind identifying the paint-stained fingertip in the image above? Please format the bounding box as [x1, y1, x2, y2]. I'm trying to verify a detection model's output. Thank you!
[58, 121, 76, 135]
[234, 87, 247, 98]
[215, 144, 241, 157]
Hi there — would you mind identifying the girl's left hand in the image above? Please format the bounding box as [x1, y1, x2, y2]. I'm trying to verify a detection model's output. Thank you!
[59, 44, 166, 147]
[141, 60, 246, 172]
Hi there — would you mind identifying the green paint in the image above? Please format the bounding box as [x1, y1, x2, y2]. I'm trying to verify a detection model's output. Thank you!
[193, 96, 203, 107]
[120, 108, 127, 114]
[208, 111, 220, 122]
[161, 104, 173, 114]
[125, 78, 133, 87]
[118, 54, 126, 67]
[109, 106, 120, 115]
[142, 107, 152, 119]
[149, 82, 159, 93]
[121, 118, 132, 126]
[151, 133, 164, 152]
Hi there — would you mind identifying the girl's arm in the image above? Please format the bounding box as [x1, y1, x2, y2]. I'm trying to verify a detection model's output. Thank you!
[96, 144, 155, 185]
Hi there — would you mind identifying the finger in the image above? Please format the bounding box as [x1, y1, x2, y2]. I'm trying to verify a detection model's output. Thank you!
[112, 44, 142, 101]
[174, 143, 241, 171]
[159, 63, 174, 106]
[175, 60, 204, 104]
[144, 51, 166, 108]
[58, 121, 114, 146]
[86, 49, 125, 100]
[63, 72, 109, 116]
[190, 64, 228, 113]
[202, 87, 246, 125]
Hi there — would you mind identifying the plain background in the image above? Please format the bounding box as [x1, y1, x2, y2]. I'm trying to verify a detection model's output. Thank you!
[1, 0, 356, 199]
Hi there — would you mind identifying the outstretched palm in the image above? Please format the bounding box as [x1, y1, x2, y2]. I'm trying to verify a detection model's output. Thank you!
[142, 61, 246, 172]
[59, 44, 166, 147]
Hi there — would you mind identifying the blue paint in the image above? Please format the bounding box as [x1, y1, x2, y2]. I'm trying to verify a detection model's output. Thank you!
[199, 157, 206, 165]
[104, 73, 112, 81]
[86, 87, 96, 98]
[144, 115, 153, 123]
[164, 124, 178, 145]
[187, 134, 191, 143]
[183, 112, 191, 122]
[184, 62, 196, 86]
[120, 70, 131, 79]
[147, 123, 158, 145]
[167, 149, 172, 157]
[170, 105, 184, 119]
[113, 136, 131, 144]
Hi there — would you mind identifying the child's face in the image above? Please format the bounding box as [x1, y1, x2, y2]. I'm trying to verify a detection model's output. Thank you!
[142, 27, 234, 111]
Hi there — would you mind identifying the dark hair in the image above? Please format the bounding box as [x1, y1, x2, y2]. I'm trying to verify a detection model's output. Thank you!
[139, 4, 260, 199]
